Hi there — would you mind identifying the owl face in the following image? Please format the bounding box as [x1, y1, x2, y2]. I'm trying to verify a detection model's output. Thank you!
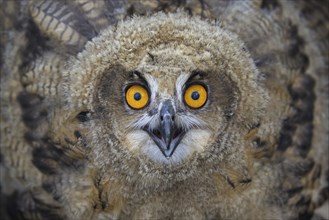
[65, 13, 267, 170]
[95, 46, 238, 165]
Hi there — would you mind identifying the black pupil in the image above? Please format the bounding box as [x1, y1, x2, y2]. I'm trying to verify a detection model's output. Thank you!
[134, 92, 142, 101]
[191, 91, 200, 100]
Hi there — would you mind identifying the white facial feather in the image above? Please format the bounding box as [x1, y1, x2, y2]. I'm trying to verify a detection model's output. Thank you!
[175, 73, 190, 103]
[125, 129, 212, 165]
[128, 113, 159, 130]
[128, 111, 206, 132]
[143, 73, 158, 102]
[176, 112, 207, 131]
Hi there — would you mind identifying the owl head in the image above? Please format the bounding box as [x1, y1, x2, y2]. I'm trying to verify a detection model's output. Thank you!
[63, 13, 267, 182]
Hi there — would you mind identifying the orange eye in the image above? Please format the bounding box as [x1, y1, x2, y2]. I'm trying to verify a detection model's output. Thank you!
[184, 84, 207, 109]
[125, 85, 149, 109]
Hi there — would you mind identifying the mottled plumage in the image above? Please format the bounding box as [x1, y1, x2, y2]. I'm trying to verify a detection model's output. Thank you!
[0, 0, 328, 220]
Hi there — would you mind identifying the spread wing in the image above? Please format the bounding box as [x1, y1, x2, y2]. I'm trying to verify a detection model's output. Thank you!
[1, 1, 127, 219]
[1, 0, 328, 219]
[204, 1, 328, 218]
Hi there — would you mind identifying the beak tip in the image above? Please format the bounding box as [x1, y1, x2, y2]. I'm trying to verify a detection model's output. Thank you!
[163, 150, 173, 158]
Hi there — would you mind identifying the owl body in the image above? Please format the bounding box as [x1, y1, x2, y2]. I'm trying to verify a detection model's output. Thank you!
[0, 1, 328, 220]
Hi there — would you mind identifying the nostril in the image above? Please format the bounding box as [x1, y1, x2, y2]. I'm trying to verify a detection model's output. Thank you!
[160, 100, 175, 121]
[161, 113, 174, 122]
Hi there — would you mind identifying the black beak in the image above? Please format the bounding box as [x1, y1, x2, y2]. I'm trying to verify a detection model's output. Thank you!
[160, 100, 175, 150]
[144, 100, 185, 158]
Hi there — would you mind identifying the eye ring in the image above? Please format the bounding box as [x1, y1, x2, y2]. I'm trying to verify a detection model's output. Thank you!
[184, 84, 207, 109]
[125, 84, 150, 110]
